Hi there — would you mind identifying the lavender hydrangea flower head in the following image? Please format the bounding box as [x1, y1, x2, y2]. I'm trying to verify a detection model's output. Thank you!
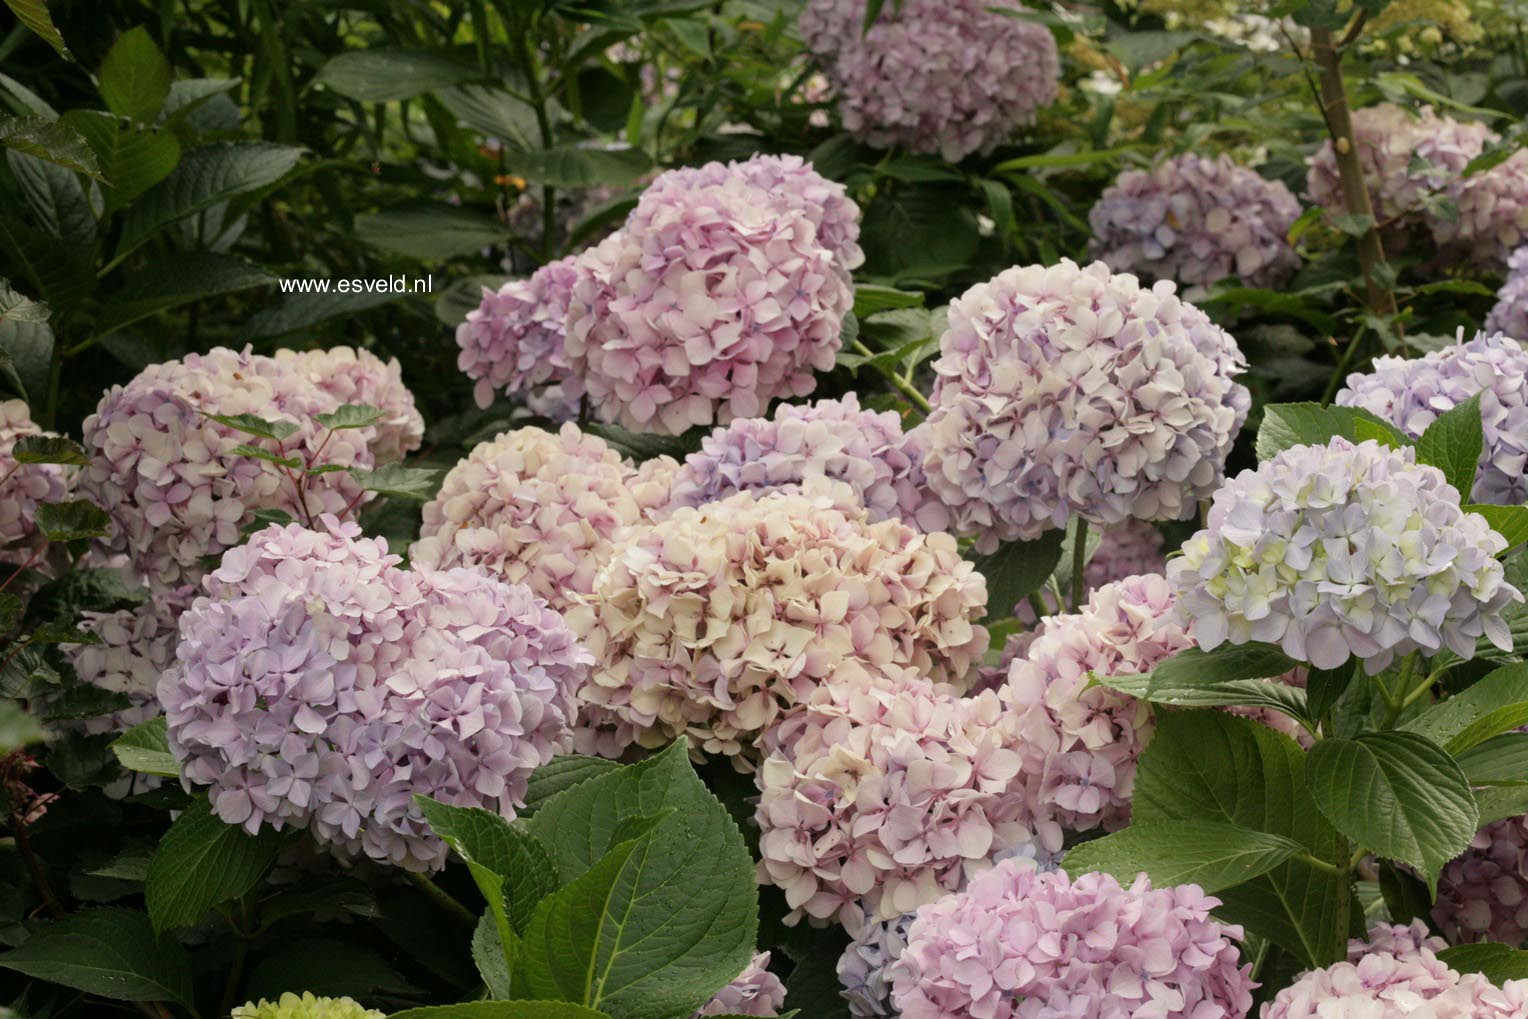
[1336, 330, 1528, 504]
[272, 346, 424, 462]
[80, 347, 421, 593]
[1307, 104, 1493, 231]
[1359, 920, 1449, 959]
[1487, 247, 1528, 340]
[797, 0, 1060, 161]
[692, 952, 786, 1017]
[1435, 150, 1528, 265]
[411, 424, 671, 614]
[0, 399, 71, 570]
[661, 394, 947, 531]
[922, 259, 1250, 550]
[754, 661, 1031, 930]
[892, 860, 1255, 1019]
[1169, 437, 1521, 674]
[232, 994, 382, 1019]
[1432, 814, 1528, 947]
[455, 256, 580, 411]
[161, 516, 588, 871]
[66, 581, 195, 733]
[567, 480, 988, 761]
[1090, 153, 1302, 290]
[564, 172, 851, 435]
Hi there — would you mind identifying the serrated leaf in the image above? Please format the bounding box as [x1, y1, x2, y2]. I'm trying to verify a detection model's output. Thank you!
[93, 253, 273, 335]
[1466, 503, 1528, 552]
[524, 755, 622, 813]
[415, 797, 558, 940]
[0, 908, 194, 1006]
[1415, 393, 1483, 499]
[231, 444, 302, 468]
[1403, 663, 1528, 753]
[244, 938, 418, 1002]
[1306, 731, 1478, 893]
[315, 403, 385, 431]
[355, 202, 506, 260]
[27, 567, 146, 618]
[1062, 821, 1305, 894]
[434, 85, 538, 149]
[1457, 732, 1528, 787]
[99, 27, 171, 122]
[970, 531, 1063, 622]
[1256, 403, 1411, 461]
[0, 218, 92, 311]
[60, 111, 180, 209]
[240, 288, 403, 341]
[852, 285, 925, 318]
[349, 463, 445, 502]
[316, 48, 481, 102]
[1096, 673, 1313, 731]
[35, 500, 110, 541]
[473, 913, 516, 999]
[11, 434, 86, 465]
[509, 146, 652, 189]
[0, 277, 53, 329]
[145, 797, 288, 933]
[388, 1004, 612, 1019]
[111, 716, 177, 777]
[203, 412, 300, 441]
[1438, 943, 1528, 982]
[0, 117, 101, 178]
[4, 0, 70, 58]
[0, 699, 46, 754]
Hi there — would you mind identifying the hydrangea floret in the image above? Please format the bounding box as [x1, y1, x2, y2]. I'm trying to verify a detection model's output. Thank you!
[692, 951, 787, 1017]
[455, 255, 580, 411]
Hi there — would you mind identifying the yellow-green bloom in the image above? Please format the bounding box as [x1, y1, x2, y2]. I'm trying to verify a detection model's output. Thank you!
[231, 992, 383, 1019]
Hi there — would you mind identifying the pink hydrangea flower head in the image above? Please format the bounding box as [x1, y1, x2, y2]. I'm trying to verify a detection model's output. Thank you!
[1337, 330, 1528, 504]
[455, 256, 580, 411]
[754, 661, 1033, 929]
[893, 860, 1255, 1019]
[564, 173, 852, 435]
[66, 580, 195, 733]
[692, 952, 786, 1017]
[923, 259, 1250, 550]
[1433, 814, 1528, 947]
[1435, 149, 1528, 265]
[1169, 437, 1521, 674]
[1307, 104, 1494, 228]
[80, 347, 420, 593]
[411, 424, 664, 614]
[567, 481, 989, 761]
[0, 399, 71, 570]
[272, 346, 424, 462]
[661, 394, 947, 531]
[1487, 247, 1528, 340]
[997, 574, 1189, 849]
[1358, 920, 1449, 960]
[797, 0, 1060, 161]
[160, 516, 589, 871]
[1091, 153, 1302, 290]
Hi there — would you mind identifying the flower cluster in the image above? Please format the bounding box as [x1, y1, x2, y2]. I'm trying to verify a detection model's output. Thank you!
[797, 0, 1060, 161]
[998, 574, 1190, 849]
[1090, 153, 1302, 290]
[1169, 437, 1520, 673]
[0, 399, 71, 570]
[1307, 104, 1492, 229]
[564, 161, 853, 434]
[232, 994, 382, 1019]
[1434, 149, 1528, 265]
[892, 860, 1255, 1019]
[567, 481, 988, 760]
[1432, 814, 1528, 947]
[161, 517, 588, 871]
[923, 259, 1250, 549]
[693, 952, 787, 1017]
[411, 424, 671, 615]
[1487, 247, 1528, 340]
[1336, 330, 1528, 505]
[754, 662, 1030, 929]
[660, 394, 947, 531]
[455, 256, 580, 411]
[80, 347, 422, 593]
[67, 581, 195, 733]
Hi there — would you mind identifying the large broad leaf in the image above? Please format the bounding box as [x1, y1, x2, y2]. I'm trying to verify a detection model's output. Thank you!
[1133, 711, 1344, 967]
[1467, 503, 1528, 552]
[35, 500, 110, 541]
[145, 797, 288, 933]
[1255, 403, 1410, 462]
[98, 27, 171, 122]
[389, 1004, 612, 1019]
[316, 49, 481, 102]
[518, 741, 757, 1019]
[117, 141, 305, 255]
[1415, 393, 1483, 499]
[509, 147, 653, 188]
[5, 0, 70, 58]
[110, 716, 177, 777]
[93, 253, 273, 335]
[0, 699, 46, 754]
[1438, 943, 1528, 982]
[0, 311, 53, 402]
[1097, 674, 1312, 732]
[523, 755, 622, 813]
[0, 117, 101, 179]
[970, 530, 1063, 621]
[473, 914, 515, 998]
[433, 85, 539, 149]
[415, 797, 558, 939]
[239, 288, 402, 340]
[1306, 731, 1478, 893]
[1403, 663, 1528, 754]
[1457, 732, 1528, 786]
[355, 203, 506, 260]
[0, 280, 50, 325]
[61, 110, 180, 209]
[0, 908, 195, 1007]
[243, 938, 418, 1003]
[1063, 821, 1305, 894]
[0, 217, 94, 309]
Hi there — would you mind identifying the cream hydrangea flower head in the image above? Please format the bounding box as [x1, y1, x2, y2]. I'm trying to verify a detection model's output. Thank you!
[231, 992, 382, 1019]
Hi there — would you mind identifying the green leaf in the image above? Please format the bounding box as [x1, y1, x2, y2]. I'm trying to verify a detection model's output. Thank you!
[240, 288, 404, 341]
[852, 285, 925, 318]
[4, 0, 70, 58]
[316, 48, 481, 102]
[473, 913, 516, 999]
[1457, 732, 1528, 786]
[117, 141, 305, 256]
[349, 463, 446, 502]
[0, 117, 102, 178]
[1474, 785, 1528, 826]
[0, 218, 93, 310]
[1415, 393, 1483, 499]
[27, 566, 146, 618]
[12, 434, 87, 465]
[244, 938, 419, 1003]
[315, 404, 385, 431]
[990, 146, 1135, 173]
[1403, 663, 1528, 753]
[1466, 504, 1528, 551]
[1377, 859, 1433, 926]
[970, 530, 1064, 622]
[205, 412, 300, 442]
[1150, 644, 1301, 690]
[1304, 665, 1356, 730]
[0, 908, 194, 1007]
[145, 797, 288, 933]
[98, 27, 171, 122]
[1306, 731, 1478, 892]
[1134, 711, 1343, 967]
[524, 755, 622, 813]
[520, 741, 757, 1019]
[1438, 943, 1528, 982]
[60, 111, 180, 209]
[355, 202, 507, 260]
[1062, 821, 1305, 894]
[415, 797, 558, 939]
[231, 444, 301, 468]
[433, 86, 538, 149]
[509, 146, 653, 189]
[0, 699, 46, 754]
[111, 716, 177, 778]
[1255, 403, 1410, 461]
[1329, 212, 1376, 237]
[0, 279, 52, 327]
[93, 253, 273, 335]
[1096, 673, 1312, 732]
[35, 500, 109, 541]
[388, 1004, 612, 1019]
